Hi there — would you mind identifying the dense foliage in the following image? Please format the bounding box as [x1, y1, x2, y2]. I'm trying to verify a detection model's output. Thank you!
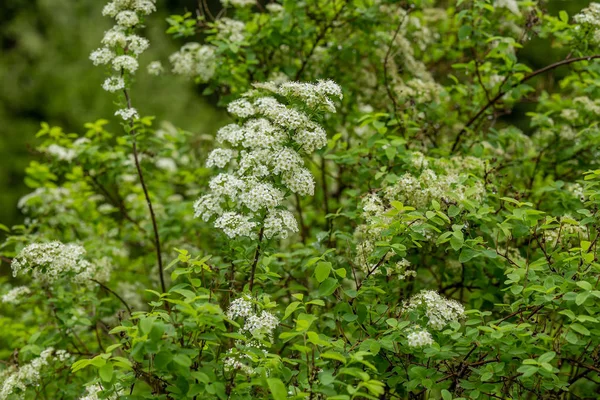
[2, 0, 600, 399]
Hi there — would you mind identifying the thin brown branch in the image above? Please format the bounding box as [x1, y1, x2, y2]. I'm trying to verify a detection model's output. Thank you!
[122, 88, 167, 295]
[92, 279, 133, 314]
[249, 226, 265, 292]
[451, 54, 600, 152]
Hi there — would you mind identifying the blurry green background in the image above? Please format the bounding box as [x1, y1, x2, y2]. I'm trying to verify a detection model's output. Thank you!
[0, 0, 226, 228]
[0, 0, 591, 228]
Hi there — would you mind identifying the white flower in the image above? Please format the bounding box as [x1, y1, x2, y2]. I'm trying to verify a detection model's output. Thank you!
[221, 0, 255, 7]
[404, 290, 465, 330]
[239, 181, 284, 212]
[271, 147, 304, 175]
[115, 108, 139, 120]
[195, 80, 339, 239]
[242, 118, 287, 149]
[134, 0, 157, 15]
[112, 55, 139, 73]
[216, 124, 244, 146]
[266, 3, 284, 13]
[574, 3, 600, 26]
[1, 286, 31, 304]
[209, 173, 245, 199]
[102, 76, 125, 92]
[169, 43, 217, 82]
[263, 209, 299, 239]
[243, 310, 279, 339]
[407, 329, 434, 348]
[494, 0, 520, 15]
[102, 27, 128, 47]
[79, 383, 120, 400]
[214, 212, 257, 238]
[11, 242, 111, 285]
[126, 35, 150, 55]
[206, 148, 236, 169]
[147, 60, 163, 75]
[228, 99, 256, 118]
[115, 10, 139, 27]
[90, 47, 115, 65]
[102, 2, 119, 17]
[227, 296, 253, 319]
[282, 167, 315, 196]
[215, 18, 246, 43]
[156, 158, 177, 172]
[295, 124, 328, 153]
[0, 348, 59, 399]
[193, 194, 224, 221]
[45, 144, 76, 162]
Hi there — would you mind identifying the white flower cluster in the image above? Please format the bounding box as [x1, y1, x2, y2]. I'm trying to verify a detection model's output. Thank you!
[11, 242, 111, 286]
[0, 348, 68, 400]
[574, 3, 600, 26]
[1, 286, 31, 305]
[384, 168, 485, 210]
[215, 18, 246, 43]
[79, 384, 120, 400]
[403, 290, 465, 330]
[494, 0, 520, 15]
[194, 80, 342, 239]
[147, 60, 163, 76]
[221, 0, 255, 7]
[224, 296, 280, 375]
[226, 296, 279, 340]
[407, 328, 434, 348]
[91, 0, 156, 95]
[45, 144, 76, 162]
[169, 43, 217, 82]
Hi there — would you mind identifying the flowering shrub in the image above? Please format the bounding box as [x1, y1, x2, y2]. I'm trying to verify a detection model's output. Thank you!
[3, 0, 600, 399]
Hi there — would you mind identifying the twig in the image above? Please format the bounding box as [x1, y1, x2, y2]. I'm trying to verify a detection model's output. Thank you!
[249, 226, 265, 292]
[122, 88, 167, 294]
[92, 279, 132, 314]
[451, 54, 600, 152]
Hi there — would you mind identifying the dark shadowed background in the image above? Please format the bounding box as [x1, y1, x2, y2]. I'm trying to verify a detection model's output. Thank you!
[0, 0, 591, 228]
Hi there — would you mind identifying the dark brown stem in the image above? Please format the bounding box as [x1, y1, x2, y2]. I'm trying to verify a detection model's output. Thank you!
[122, 88, 167, 294]
[92, 279, 132, 314]
[249, 226, 265, 292]
[84, 169, 146, 233]
[294, 193, 308, 244]
[383, 13, 407, 127]
[294, 1, 347, 80]
[451, 54, 600, 152]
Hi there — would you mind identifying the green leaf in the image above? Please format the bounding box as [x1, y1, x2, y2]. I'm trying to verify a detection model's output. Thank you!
[559, 10, 568, 23]
[570, 323, 590, 336]
[321, 351, 347, 364]
[576, 292, 590, 306]
[517, 365, 539, 378]
[335, 268, 347, 278]
[577, 281, 593, 291]
[538, 351, 556, 363]
[315, 261, 332, 283]
[173, 354, 192, 367]
[267, 378, 287, 400]
[441, 389, 452, 400]
[459, 248, 478, 263]
[458, 25, 472, 41]
[99, 363, 113, 382]
[318, 277, 339, 297]
[283, 301, 302, 320]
